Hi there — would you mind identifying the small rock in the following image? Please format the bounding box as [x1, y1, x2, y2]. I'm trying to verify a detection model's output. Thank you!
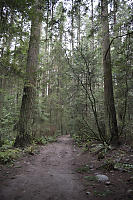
[86, 192, 91, 195]
[127, 189, 133, 198]
[96, 174, 109, 182]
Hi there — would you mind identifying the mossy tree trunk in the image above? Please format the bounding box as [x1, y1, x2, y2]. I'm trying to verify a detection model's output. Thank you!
[101, 0, 119, 145]
[14, 0, 42, 147]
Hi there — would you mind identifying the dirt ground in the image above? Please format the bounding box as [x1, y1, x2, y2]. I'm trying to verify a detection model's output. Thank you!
[0, 135, 133, 200]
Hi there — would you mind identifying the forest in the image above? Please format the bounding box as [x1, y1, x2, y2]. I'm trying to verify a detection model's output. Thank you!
[0, 0, 133, 199]
[0, 0, 133, 150]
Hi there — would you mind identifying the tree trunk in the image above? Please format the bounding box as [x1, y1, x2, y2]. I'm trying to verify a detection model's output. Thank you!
[91, 0, 94, 50]
[14, 0, 42, 147]
[71, 0, 74, 52]
[77, 3, 81, 46]
[0, 78, 4, 146]
[101, 0, 119, 145]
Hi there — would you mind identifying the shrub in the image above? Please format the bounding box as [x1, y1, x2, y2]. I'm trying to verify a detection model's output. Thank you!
[0, 148, 21, 164]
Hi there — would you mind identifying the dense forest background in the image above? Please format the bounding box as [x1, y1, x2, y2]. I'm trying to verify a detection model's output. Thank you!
[0, 0, 133, 148]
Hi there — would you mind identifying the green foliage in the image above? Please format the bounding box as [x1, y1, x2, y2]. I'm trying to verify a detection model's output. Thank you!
[76, 165, 90, 173]
[1, 143, 13, 152]
[104, 159, 115, 171]
[34, 135, 57, 145]
[34, 137, 48, 145]
[114, 162, 133, 172]
[84, 175, 97, 182]
[82, 143, 89, 152]
[0, 148, 21, 164]
[94, 190, 112, 197]
[24, 145, 37, 155]
[0, 90, 22, 142]
[73, 135, 92, 151]
[46, 136, 57, 143]
[90, 143, 111, 154]
[72, 134, 83, 147]
[98, 159, 133, 172]
[97, 159, 115, 171]
[0, 135, 58, 165]
[0, 138, 15, 150]
[0, 138, 21, 164]
[0, 0, 132, 148]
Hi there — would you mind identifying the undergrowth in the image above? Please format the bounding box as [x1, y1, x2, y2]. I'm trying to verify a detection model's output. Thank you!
[0, 148, 22, 164]
[34, 135, 57, 145]
[72, 134, 92, 149]
[0, 135, 58, 165]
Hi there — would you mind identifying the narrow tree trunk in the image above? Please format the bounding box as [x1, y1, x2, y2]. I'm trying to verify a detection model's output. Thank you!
[91, 0, 94, 50]
[14, 1, 42, 147]
[85, 72, 88, 117]
[101, 0, 119, 145]
[0, 78, 4, 146]
[77, 3, 81, 46]
[71, 0, 74, 52]
[42, 5, 49, 99]
[0, 37, 6, 146]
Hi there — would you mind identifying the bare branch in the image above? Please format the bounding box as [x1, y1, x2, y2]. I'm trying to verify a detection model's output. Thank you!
[104, 31, 133, 60]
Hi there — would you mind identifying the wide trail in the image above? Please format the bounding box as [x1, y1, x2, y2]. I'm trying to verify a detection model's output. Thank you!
[0, 135, 88, 200]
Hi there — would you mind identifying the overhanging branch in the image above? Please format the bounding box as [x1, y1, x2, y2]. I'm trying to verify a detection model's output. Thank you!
[104, 31, 133, 60]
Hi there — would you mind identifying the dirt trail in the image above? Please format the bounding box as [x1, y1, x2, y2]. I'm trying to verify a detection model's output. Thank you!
[0, 135, 88, 200]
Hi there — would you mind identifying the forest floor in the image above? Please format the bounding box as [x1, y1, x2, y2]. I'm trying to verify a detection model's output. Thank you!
[0, 135, 133, 200]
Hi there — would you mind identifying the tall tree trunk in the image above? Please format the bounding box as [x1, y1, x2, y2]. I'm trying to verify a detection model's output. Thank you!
[77, 3, 81, 46]
[101, 0, 119, 145]
[0, 77, 4, 146]
[91, 0, 94, 50]
[42, 4, 49, 99]
[14, 0, 42, 147]
[71, 0, 74, 52]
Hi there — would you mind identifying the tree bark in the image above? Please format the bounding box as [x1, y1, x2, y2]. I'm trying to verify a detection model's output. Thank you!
[101, 0, 119, 145]
[71, 0, 74, 52]
[77, 3, 81, 46]
[91, 0, 94, 50]
[14, 0, 42, 147]
[0, 77, 4, 146]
